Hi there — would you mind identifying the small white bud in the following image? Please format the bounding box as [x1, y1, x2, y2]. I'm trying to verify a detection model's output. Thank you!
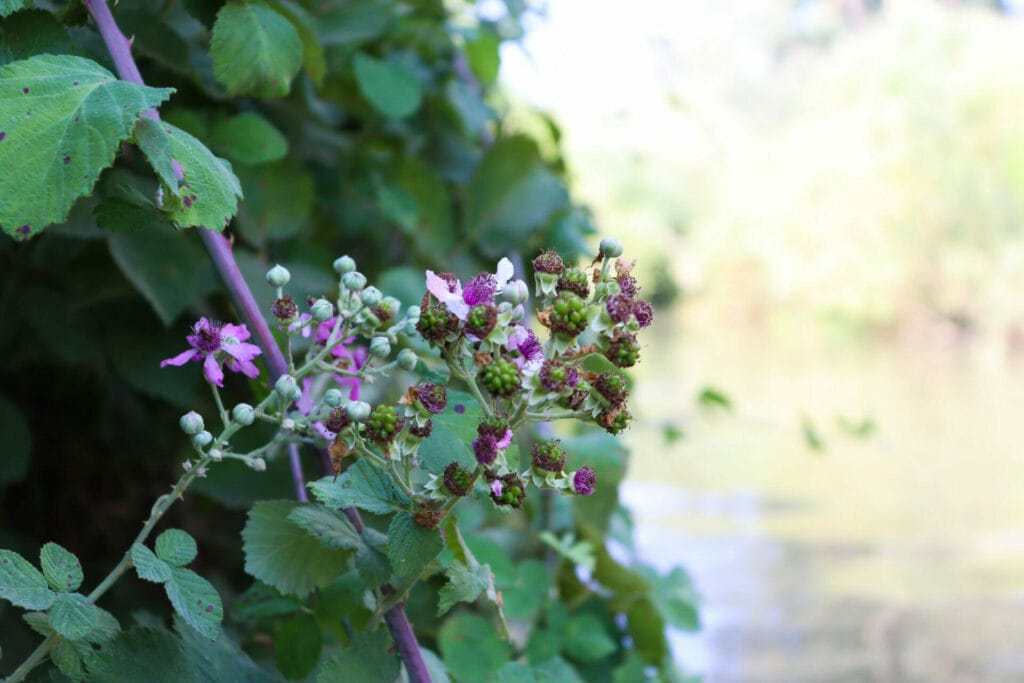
[333, 255, 356, 274]
[360, 286, 383, 308]
[369, 336, 391, 359]
[310, 298, 334, 322]
[397, 349, 418, 371]
[347, 401, 371, 422]
[324, 389, 344, 407]
[179, 411, 204, 435]
[342, 271, 367, 291]
[599, 236, 624, 258]
[266, 264, 291, 287]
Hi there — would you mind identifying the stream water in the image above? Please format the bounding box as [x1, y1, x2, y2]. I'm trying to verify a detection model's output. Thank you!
[623, 309, 1024, 682]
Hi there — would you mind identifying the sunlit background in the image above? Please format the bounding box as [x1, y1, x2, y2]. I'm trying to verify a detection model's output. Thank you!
[500, 1, 1024, 680]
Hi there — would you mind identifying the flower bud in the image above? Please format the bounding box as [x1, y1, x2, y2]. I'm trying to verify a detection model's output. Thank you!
[342, 271, 367, 291]
[192, 430, 213, 447]
[360, 286, 383, 308]
[208, 448, 223, 462]
[501, 279, 530, 305]
[265, 264, 291, 287]
[406, 305, 421, 323]
[599, 236, 624, 258]
[347, 401, 372, 422]
[289, 387, 303, 402]
[248, 457, 267, 472]
[397, 348, 418, 371]
[370, 336, 391, 359]
[310, 298, 334, 322]
[274, 375, 299, 400]
[231, 403, 256, 426]
[333, 255, 356, 274]
[324, 389, 345, 407]
[179, 411, 205, 435]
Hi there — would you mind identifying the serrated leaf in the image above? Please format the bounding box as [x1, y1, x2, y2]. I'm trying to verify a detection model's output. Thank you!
[155, 529, 198, 567]
[174, 616, 283, 683]
[23, 611, 53, 637]
[640, 565, 700, 632]
[40, 542, 83, 592]
[316, 630, 398, 683]
[264, 0, 325, 84]
[437, 561, 489, 616]
[210, 112, 287, 165]
[51, 638, 87, 679]
[87, 607, 122, 643]
[494, 661, 534, 683]
[354, 532, 391, 589]
[85, 627, 192, 683]
[387, 512, 443, 581]
[274, 613, 322, 680]
[94, 197, 174, 233]
[0, 549, 55, 609]
[0, 55, 173, 239]
[418, 647, 453, 683]
[164, 566, 222, 640]
[308, 459, 410, 514]
[211, 2, 302, 97]
[231, 582, 303, 621]
[288, 504, 362, 550]
[0, 9, 73, 60]
[49, 592, 97, 639]
[131, 544, 172, 583]
[0, 393, 30, 485]
[1, 1, 29, 18]
[133, 118, 242, 230]
[500, 560, 550, 621]
[438, 612, 512, 682]
[243, 500, 352, 597]
[353, 53, 422, 119]
[107, 226, 214, 325]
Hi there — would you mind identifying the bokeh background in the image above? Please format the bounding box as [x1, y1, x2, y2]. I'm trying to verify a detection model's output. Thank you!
[500, 1, 1024, 680]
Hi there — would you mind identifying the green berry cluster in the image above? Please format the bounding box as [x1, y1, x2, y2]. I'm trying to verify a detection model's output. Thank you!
[557, 266, 590, 298]
[490, 472, 526, 509]
[366, 405, 403, 444]
[531, 440, 566, 473]
[416, 304, 458, 342]
[465, 303, 497, 338]
[605, 333, 640, 368]
[479, 357, 522, 397]
[549, 291, 588, 337]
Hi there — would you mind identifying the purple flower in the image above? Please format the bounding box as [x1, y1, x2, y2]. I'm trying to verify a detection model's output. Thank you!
[573, 467, 597, 496]
[632, 300, 654, 328]
[425, 258, 514, 320]
[160, 318, 261, 388]
[507, 326, 544, 377]
[606, 293, 634, 324]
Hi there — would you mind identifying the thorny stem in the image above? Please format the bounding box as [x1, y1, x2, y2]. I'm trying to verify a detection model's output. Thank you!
[37, 4, 433, 683]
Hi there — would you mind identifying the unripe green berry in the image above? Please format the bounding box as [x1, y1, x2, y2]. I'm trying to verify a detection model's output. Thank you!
[366, 404, 403, 444]
[397, 348, 418, 371]
[275, 375, 299, 400]
[333, 255, 356, 274]
[342, 271, 367, 291]
[232, 403, 256, 426]
[179, 411, 205, 435]
[479, 357, 522, 398]
[360, 286, 383, 308]
[599, 236, 624, 258]
[370, 336, 391, 359]
[347, 401, 371, 422]
[310, 298, 334, 322]
[266, 264, 291, 287]
[548, 291, 588, 337]
[323, 389, 344, 408]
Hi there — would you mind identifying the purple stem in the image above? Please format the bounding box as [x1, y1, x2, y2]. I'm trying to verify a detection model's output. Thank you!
[85, 3, 431, 679]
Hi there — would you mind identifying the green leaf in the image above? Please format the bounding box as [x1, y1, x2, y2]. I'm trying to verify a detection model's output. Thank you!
[495, 661, 535, 683]
[387, 512, 443, 581]
[354, 531, 392, 588]
[164, 566, 223, 640]
[534, 657, 587, 683]
[464, 30, 501, 86]
[274, 613, 322, 680]
[564, 614, 617, 662]
[696, 386, 732, 411]
[465, 137, 568, 255]
[51, 638, 88, 679]
[235, 157, 314, 242]
[309, 572, 372, 635]
[210, 112, 288, 165]
[243, 500, 353, 597]
[500, 560, 550, 621]
[40, 542, 82, 592]
[94, 197, 173, 233]
[86, 627, 193, 683]
[133, 118, 243, 230]
[437, 560, 489, 615]
[539, 532, 595, 572]
[417, 390, 484, 475]
[0, 55, 172, 239]
[438, 612, 512, 682]
[211, 2, 302, 97]
[155, 529, 198, 567]
[315, 0, 392, 46]
[23, 611, 53, 637]
[0, 549, 55, 609]
[49, 592, 97, 639]
[231, 582, 303, 620]
[307, 459, 410, 514]
[316, 630, 399, 683]
[0, 9, 74, 60]
[174, 617, 283, 683]
[0, 1, 29, 18]
[264, 0, 325, 84]
[88, 607, 122, 643]
[639, 565, 700, 632]
[0, 393, 30, 485]
[353, 53, 423, 119]
[288, 504, 362, 550]
[626, 597, 668, 666]
[107, 227, 214, 325]
[418, 647, 453, 683]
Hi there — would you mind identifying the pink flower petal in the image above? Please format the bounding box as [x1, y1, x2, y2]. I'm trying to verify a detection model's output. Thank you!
[496, 429, 513, 450]
[296, 377, 315, 415]
[494, 257, 514, 292]
[160, 348, 199, 367]
[203, 354, 224, 387]
[224, 340, 262, 363]
[222, 322, 251, 341]
[425, 270, 454, 300]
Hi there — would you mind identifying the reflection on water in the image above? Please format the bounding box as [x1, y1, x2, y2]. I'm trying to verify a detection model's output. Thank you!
[623, 310, 1024, 682]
